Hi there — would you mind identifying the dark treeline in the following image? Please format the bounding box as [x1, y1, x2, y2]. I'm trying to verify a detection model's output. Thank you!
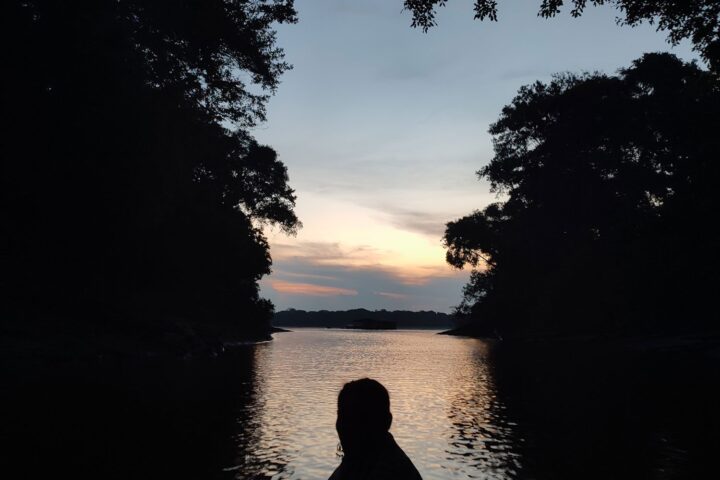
[443, 53, 720, 338]
[274, 309, 453, 329]
[405, 1, 720, 339]
[2, 1, 299, 350]
[404, 1, 720, 69]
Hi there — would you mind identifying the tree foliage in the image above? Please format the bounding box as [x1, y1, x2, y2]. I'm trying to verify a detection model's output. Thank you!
[404, 1, 720, 69]
[444, 53, 720, 337]
[2, 1, 299, 337]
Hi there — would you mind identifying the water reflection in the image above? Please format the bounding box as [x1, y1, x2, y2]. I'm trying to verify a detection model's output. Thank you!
[9, 330, 713, 479]
[4, 350, 258, 480]
[229, 330, 522, 480]
[486, 342, 719, 480]
[445, 340, 523, 479]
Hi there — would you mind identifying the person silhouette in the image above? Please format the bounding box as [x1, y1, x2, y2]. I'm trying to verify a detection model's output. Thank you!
[329, 378, 422, 480]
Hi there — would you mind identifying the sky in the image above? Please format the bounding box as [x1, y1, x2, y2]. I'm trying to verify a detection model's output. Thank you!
[254, 0, 698, 313]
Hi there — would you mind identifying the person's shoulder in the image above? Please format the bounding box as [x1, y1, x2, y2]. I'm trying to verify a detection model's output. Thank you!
[376, 436, 422, 480]
[328, 461, 348, 480]
[393, 451, 422, 480]
[372, 458, 422, 480]
[328, 465, 342, 480]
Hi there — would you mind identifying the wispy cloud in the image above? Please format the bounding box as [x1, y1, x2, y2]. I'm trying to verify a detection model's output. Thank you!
[374, 291, 408, 300]
[272, 241, 346, 261]
[271, 240, 458, 285]
[273, 270, 339, 281]
[378, 207, 449, 237]
[261, 255, 468, 312]
[269, 280, 357, 297]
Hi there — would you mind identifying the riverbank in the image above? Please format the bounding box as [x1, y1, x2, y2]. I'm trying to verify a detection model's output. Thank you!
[441, 324, 720, 359]
[1, 314, 281, 365]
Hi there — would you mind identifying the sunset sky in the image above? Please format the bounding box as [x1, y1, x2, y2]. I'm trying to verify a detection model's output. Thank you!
[255, 0, 697, 313]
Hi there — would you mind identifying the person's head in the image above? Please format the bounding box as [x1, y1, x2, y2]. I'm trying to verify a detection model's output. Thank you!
[336, 378, 392, 455]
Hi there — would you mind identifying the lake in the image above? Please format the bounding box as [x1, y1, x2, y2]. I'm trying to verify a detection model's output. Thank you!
[5, 328, 717, 479]
[231, 329, 520, 480]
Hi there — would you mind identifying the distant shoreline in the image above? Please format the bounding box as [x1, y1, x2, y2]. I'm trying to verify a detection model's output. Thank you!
[273, 308, 454, 330]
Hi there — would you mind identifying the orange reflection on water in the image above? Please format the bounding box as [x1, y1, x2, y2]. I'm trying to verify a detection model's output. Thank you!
[229, 329, 522, 480]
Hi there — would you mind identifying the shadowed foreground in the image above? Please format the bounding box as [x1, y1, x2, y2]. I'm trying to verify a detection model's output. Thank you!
[6, 330, 714, 479]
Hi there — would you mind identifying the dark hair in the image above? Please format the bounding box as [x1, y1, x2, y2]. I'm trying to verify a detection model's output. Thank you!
[337, 378, 392, 433]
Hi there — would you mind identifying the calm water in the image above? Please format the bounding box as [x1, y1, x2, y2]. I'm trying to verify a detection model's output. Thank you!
[6, 328, 718, 479]
[230, 329, 520, 480]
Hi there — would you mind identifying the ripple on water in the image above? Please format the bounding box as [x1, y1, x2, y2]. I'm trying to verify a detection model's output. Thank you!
[228, 329, 523, 480]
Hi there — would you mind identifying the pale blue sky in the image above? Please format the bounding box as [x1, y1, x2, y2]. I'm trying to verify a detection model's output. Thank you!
[255, 0, 698, 313]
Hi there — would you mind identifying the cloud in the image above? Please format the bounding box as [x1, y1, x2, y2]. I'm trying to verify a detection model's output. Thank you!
[271, 240, 456, 286]
[274, 270, 339, 281]
[272, 241, 345, 260]
[379, 207, 449, 237]
[260, 252, 469, 312]
[374, 291, 408, 300]
[269, 280, 357, 297]
[272, 241, 384, 266]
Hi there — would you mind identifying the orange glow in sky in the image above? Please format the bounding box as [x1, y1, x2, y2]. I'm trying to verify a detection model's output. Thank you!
[254, 2, 697, 311]
[261, 191, 473, 310]
[269, 280, 358, 297]
[266, 192, 468, 284]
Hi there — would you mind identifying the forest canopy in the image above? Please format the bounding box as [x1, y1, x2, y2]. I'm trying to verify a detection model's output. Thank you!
[2, 1, 300, 343]
[404, 1, 720, 69]
[443, 53, 720, 338]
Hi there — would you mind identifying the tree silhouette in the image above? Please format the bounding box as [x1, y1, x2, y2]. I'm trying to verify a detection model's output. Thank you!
[444, 53, 720, 338]
[404, 1, 720, 69]
[2, 1, 299, 342]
